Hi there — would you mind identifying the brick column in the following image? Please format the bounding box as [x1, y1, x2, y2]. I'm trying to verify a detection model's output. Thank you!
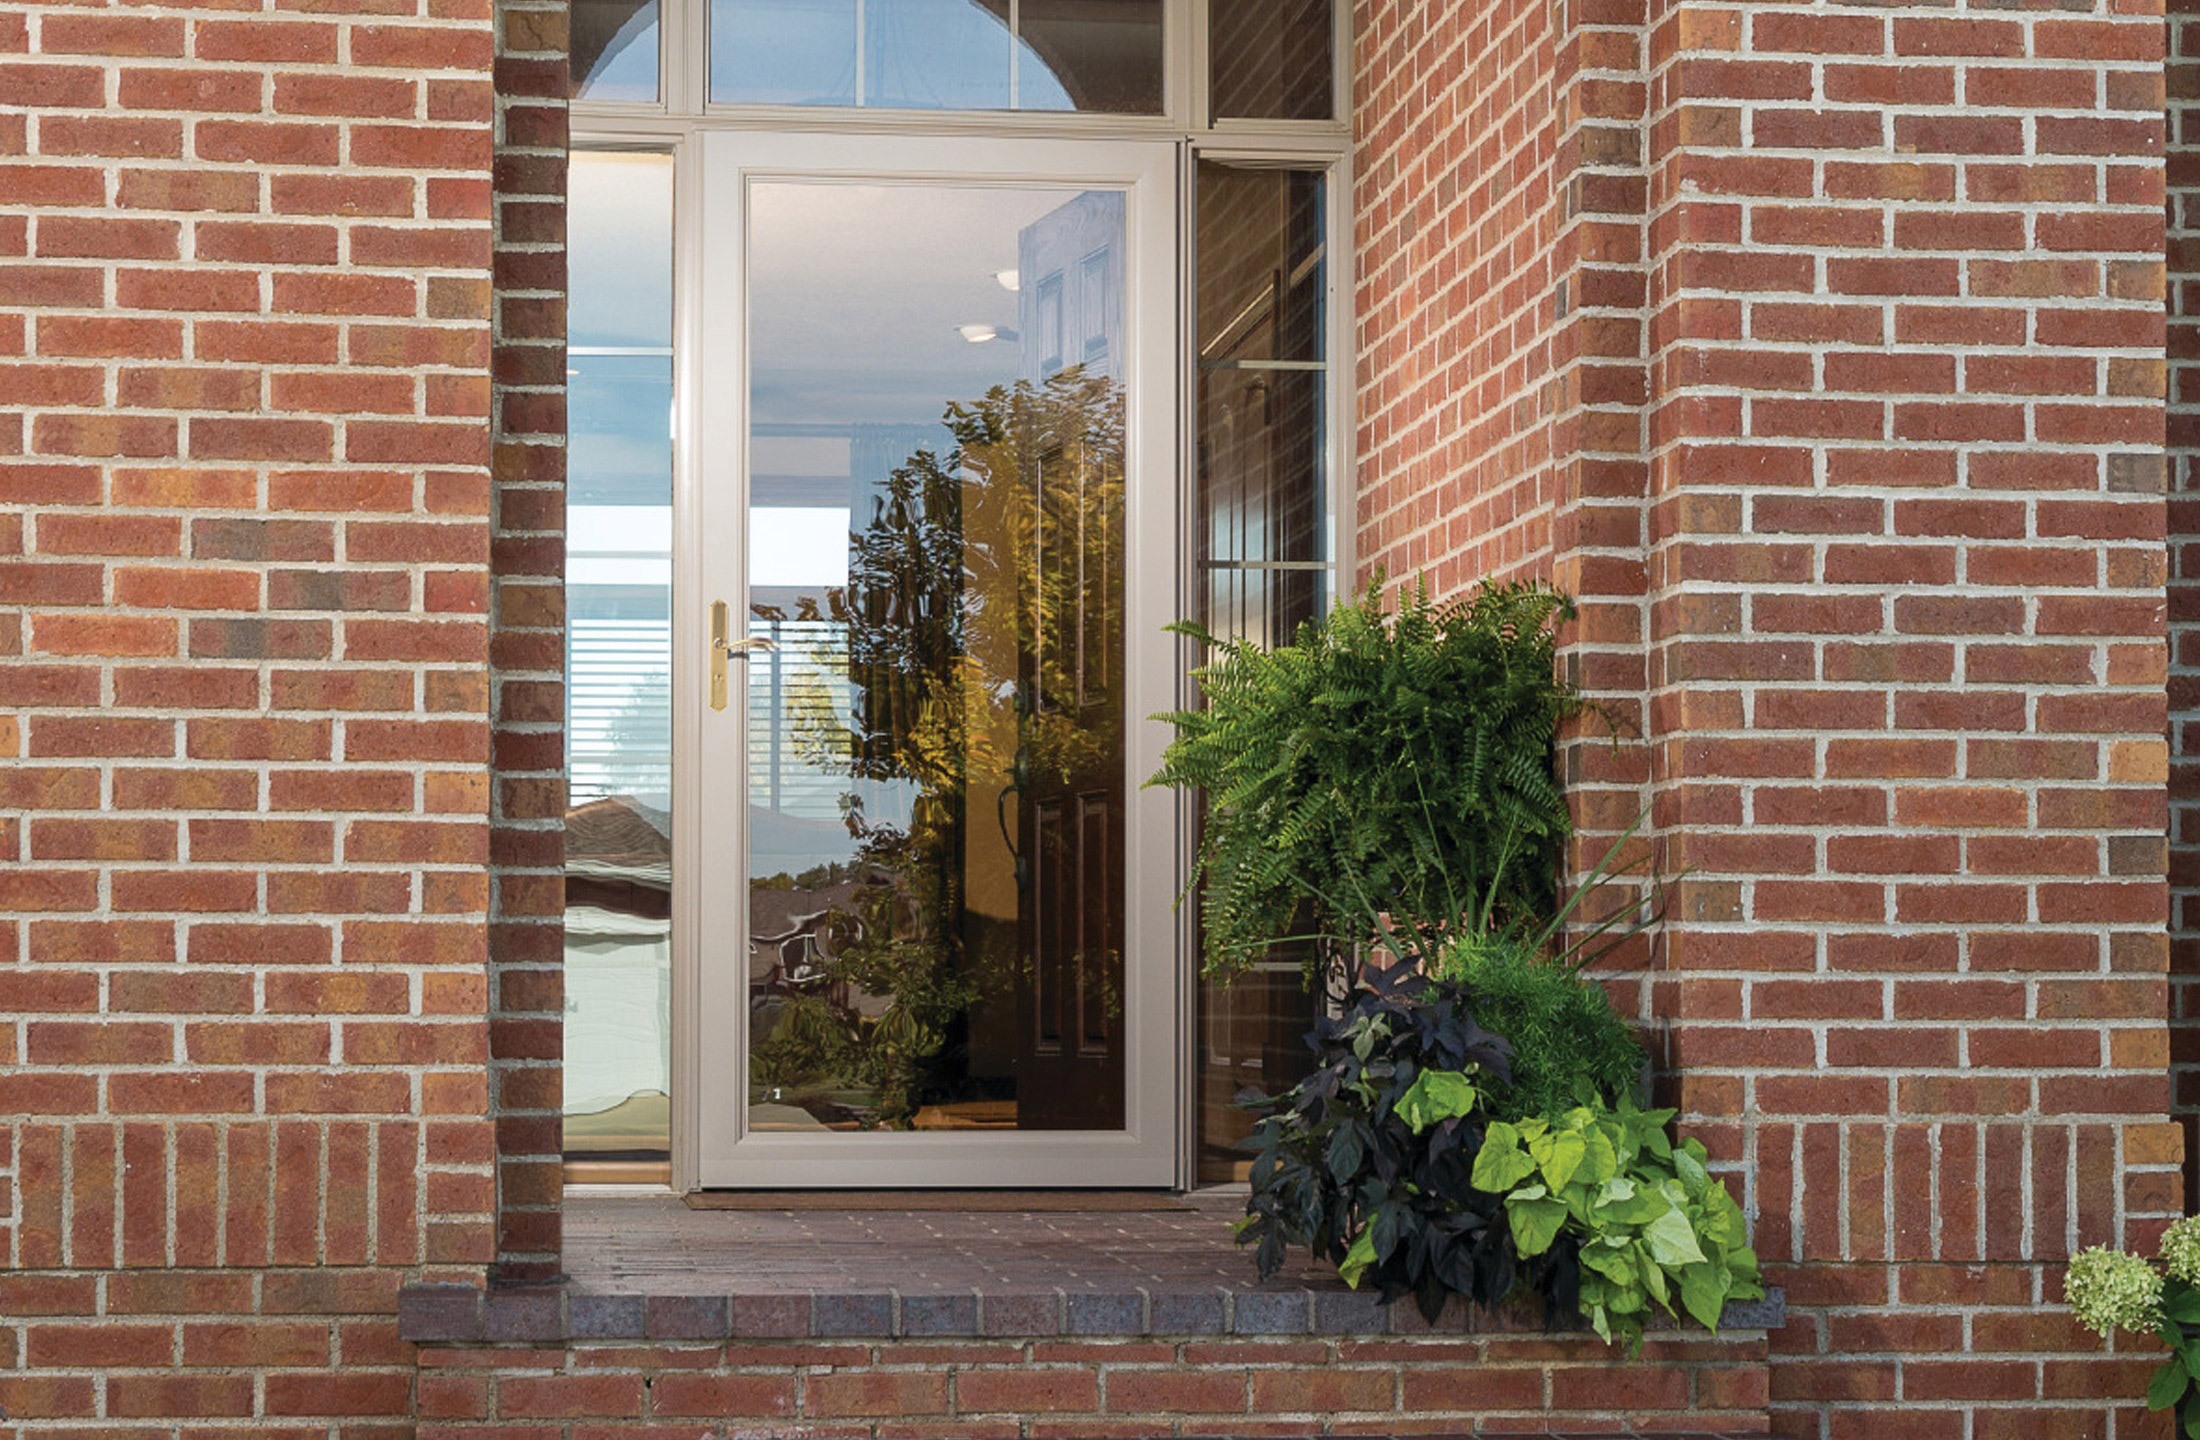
[1638, 2, 2178, 1433]
[0, 0, 498, 1423]
[487, 0, 569, 1283]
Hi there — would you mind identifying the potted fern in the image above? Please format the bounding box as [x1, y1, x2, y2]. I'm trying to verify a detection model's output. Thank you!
[1152, 579, 1759, 1338]
[1152, 577, 1590, 986]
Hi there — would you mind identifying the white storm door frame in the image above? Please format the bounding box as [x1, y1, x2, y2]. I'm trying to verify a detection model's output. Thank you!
[687, 130, 1183, 1189]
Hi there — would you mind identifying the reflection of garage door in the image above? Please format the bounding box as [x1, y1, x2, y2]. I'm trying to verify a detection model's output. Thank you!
[564, 906, 672, 1153]
[564, 1090, 671, 1154]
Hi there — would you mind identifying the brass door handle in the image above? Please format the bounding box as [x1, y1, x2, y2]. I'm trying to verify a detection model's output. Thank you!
[709, 600, 777, 712]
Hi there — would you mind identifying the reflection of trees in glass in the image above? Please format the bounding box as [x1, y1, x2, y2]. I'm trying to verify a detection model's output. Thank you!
[598, 667, 672, 800]
[748, 365, 1125, 1128]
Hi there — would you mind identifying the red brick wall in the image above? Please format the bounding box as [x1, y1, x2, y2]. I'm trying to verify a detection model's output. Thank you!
[1358, 0, 2184, 1435]
[0, 0, 499, 1423]
[414, 1333, 1771, 1437]
[1355, 0, 1570, 594]
[486, 0, 568, 1282]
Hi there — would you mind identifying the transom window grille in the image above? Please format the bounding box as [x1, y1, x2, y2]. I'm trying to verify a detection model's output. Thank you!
[571, 0, 1341, 125]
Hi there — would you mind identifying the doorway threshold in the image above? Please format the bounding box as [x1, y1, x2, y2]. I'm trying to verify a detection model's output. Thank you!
[399, 1193, 1784, 1344]
[681, 1189, 1192, 1212]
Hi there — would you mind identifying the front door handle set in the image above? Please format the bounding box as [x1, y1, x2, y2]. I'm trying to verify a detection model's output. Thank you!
[709, 599, 777, 711]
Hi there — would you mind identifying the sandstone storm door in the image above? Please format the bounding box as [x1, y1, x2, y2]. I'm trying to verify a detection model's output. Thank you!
[687, 133, 1179, 1187]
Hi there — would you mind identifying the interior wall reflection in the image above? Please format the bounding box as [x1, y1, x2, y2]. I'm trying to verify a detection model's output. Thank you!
[564, 152, 676, 1161]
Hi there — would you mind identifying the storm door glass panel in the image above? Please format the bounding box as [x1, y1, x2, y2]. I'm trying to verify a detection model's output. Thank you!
[710, 0, 1162, 111]
[572, 0, 660, 101]
[1191, 160, 1331, 1183]
[1209, 0, 1332, 120]
[565, 152, 676, 1162]
[744, 180, 1129, 1135]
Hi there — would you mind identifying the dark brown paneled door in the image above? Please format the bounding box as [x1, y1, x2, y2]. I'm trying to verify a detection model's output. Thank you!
[1017, 431, 1127, 1130]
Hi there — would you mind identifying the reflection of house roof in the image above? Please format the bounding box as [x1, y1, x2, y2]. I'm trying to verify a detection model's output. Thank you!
[565, 794, 874, 903]
[749, 881, 866, 942]
[568, 795, 672, 876]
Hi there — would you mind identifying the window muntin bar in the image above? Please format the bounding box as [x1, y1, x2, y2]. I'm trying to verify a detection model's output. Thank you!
[708, 0, 1166, 113]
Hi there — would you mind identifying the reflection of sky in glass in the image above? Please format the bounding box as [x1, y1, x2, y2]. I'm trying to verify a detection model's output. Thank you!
[571, 154, 674, 509]
[574, 0, 660, 102]
[571, 356, 672, 507]
[865, 0, 1009, 110]
[570, 154, 674, 351]
[713, 0, 856, 105]
[712, 0, 1104, 110]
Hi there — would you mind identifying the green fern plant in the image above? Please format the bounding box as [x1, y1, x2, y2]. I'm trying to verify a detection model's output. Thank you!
[1151, 577, 1585, 983]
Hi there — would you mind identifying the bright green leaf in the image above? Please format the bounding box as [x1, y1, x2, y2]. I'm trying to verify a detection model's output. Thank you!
[1541, 1130, 1588, 1192]
[1680, 1262, 1727, 1331]
[1508, 1195, 1569, 1257]
[1582, 1127, 1619, 1186]
[1472, 1127, 1539, 1193]
[1634, 1241, 1670, 1308]
[1672, 1145, 1709, 1200]
[1580, 1246, 1635, 1285]
[1643, 1207, 1708, 1269]
[1396, 1069, 1479, 1132]
[1338, 1226, 1376, 1289]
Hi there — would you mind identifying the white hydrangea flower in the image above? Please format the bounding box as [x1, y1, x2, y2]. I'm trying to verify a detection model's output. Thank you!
[2066, 1246, 2164, 1338]
[2161, 1216, 2200, 1287]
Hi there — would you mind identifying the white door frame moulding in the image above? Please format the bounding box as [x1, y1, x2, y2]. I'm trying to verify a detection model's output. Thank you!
[683, 130, 1184, 1189]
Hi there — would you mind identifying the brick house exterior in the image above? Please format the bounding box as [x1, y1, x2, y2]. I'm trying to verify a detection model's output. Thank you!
[0, 0, 2192, 1436]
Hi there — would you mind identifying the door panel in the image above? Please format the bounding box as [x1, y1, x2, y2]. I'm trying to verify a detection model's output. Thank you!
[693, 133, 1178, 1188]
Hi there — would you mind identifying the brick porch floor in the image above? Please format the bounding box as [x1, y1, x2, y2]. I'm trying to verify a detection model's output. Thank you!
[400, 1193, 1782, 1343]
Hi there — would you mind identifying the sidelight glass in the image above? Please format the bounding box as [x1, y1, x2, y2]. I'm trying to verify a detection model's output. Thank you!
[742, 180, 1130, 1134]
[1191, 159, 1332, 1182]
[1209, 0, 1333, 121]
[710, 0, 1163, 112]
[565, 152, 677, 1163]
